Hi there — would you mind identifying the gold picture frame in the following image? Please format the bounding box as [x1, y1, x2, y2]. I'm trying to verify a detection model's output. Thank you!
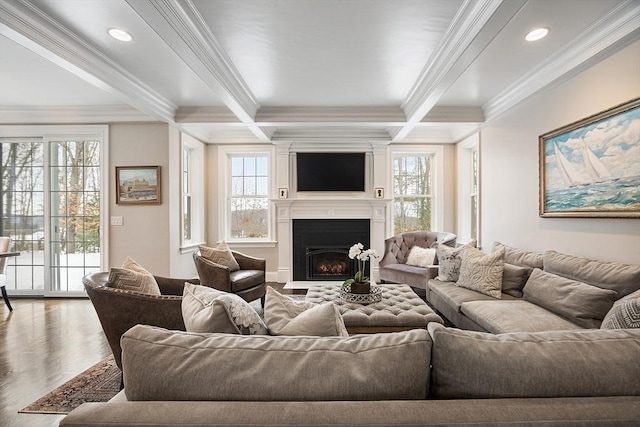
[116, 166, 161, 205]
[539, 98, 640, 218]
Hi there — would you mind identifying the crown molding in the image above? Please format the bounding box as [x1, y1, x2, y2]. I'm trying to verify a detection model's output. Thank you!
[0, 105, 157, 124]
[0, 0, 176, 123]
[126, 0, 263, 133]
[483, 0, 640, 123]
[271, 127, 391, 142]
[256, 106, 406, 123]
[175, 106, 241, 123]
[421, 106, 485, 123]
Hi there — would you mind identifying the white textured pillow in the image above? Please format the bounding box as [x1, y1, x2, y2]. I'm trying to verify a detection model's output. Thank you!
[199, 241, 240, 272]
[264, 287, 348, 336]
[182, 283, 268, 335]
[406, 246, 436, 268]
[436, 240, 477, 282]
[456, 247, 505, 299]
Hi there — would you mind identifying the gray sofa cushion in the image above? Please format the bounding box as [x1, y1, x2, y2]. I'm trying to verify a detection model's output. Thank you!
[543, 250, 640, 298]
[523, 269, 617, 328]
[461, 300, 582, 333]
[428, 323, 640, 399]
[121, 325, 431, 401]
[501, 263, 532, 298]
[492, 241, 543, 269]
[427, 279, 517, 313]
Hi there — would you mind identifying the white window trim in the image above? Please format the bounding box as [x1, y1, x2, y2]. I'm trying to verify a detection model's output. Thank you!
[457, 133, 480, 246]
[387, 145, 444, 234]
[217, 145, 276, 244]
[180, 134, 205, 252]
[0, 124, 109, 272]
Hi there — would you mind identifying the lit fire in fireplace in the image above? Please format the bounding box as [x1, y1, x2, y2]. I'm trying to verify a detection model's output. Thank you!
[317, 261, 347, 275]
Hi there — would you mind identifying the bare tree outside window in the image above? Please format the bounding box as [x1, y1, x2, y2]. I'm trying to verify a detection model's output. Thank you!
[229, 155, 268, 239]
[393, 154, 433, 234]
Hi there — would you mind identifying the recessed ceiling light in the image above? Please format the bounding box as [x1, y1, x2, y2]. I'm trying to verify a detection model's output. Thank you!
[108, 28, 133, 42]
[525, 27, 549, 42]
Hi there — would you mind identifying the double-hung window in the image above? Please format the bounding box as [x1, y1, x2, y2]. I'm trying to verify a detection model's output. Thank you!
[392, 153, 434, 233]
[219, 147, 272, 242]
[180, 134, 204, 250]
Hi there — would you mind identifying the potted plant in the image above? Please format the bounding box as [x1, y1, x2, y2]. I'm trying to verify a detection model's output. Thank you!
[343, 243, 378, 294]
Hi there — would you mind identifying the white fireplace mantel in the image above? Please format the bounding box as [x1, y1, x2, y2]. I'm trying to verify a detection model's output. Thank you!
[273, 197, 390, 283]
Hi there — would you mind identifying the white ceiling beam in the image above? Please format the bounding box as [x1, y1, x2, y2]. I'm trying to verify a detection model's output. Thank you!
[393, 0, 526, 142]
[0, 0, 176, 123]
[126, 0, 270, 142]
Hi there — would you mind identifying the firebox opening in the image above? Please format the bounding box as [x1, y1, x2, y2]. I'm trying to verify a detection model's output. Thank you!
[306, 246, 356, 281]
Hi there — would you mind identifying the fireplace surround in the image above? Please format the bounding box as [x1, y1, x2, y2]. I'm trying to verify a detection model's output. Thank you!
[292, 219, 370, 281]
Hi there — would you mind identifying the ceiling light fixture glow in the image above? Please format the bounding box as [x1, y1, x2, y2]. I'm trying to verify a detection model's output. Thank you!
[525, 27, 549, 42]
[108, 28, 133, 42]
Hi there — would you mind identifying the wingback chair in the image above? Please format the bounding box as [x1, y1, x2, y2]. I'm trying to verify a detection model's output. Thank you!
[193, 250, 266, 306]
[379, 231, 457, 290]
[83, 272, 197, 372]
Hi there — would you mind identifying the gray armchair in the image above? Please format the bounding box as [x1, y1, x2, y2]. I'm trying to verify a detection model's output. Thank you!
[379, 231, 456, 290]
[193, 250, 266, 306]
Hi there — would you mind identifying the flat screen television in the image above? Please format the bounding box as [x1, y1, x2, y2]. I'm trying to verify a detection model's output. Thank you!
[296, 152, 365, 192]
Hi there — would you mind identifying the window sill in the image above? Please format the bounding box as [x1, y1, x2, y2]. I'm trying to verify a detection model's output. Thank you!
[180, 242, 206, 254]
[223, 240, 277, 249]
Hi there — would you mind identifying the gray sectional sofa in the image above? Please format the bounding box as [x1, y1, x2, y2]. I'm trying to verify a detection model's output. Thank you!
[60, 323, 640, 426]
[61, 243, 640, 426]
[426, 242, 640, 333]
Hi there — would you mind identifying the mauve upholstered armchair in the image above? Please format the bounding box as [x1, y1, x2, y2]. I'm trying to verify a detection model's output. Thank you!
[193, 250, 266, 306]
[83, 272, 198, 372]
[379, 231, 456, 290]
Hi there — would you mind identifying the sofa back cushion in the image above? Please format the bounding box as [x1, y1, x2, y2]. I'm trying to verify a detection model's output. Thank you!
[428, 323, 640, 399]
[523, 268, 617, 328]
[121, 325, 431, 401]
[543, 250, 640, 298]
[492, 242, 543, 269]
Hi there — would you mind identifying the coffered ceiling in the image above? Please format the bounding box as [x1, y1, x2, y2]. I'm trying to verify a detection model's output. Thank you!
[0, 0, 638, 144]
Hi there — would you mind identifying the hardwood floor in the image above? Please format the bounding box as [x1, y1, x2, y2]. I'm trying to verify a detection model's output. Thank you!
[0, 283, 298, 426]
[1, 298, 111, 427]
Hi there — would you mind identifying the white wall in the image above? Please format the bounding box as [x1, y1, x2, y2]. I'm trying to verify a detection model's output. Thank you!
[479, 41, 640, 264]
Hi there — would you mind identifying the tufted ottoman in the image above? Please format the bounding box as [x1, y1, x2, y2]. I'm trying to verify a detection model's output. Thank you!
[305, 283, 443, 334]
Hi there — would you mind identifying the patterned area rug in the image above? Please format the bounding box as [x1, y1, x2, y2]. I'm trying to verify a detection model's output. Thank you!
[20, 356, 121, 414]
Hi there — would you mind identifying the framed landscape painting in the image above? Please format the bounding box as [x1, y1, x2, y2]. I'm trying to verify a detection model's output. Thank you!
[116, 166, 161, 205]
[539, 98, 640, 218]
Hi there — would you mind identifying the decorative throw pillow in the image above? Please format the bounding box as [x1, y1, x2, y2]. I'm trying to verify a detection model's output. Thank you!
[492, 241, 543, 269]
[456, 247, 504, 299]
[601, 298, 640, 329]
[436, 240, 477, 282]
[501, 263, 533, 298]
[107, 267, 161, 295]
[122, 256, 154, 275]
[523, 269, 617, 328]
[264, 287, 348, 336]
[406, 246, 436, 268]
[199, 241, 240, 272]
[182, 283, 268, 335]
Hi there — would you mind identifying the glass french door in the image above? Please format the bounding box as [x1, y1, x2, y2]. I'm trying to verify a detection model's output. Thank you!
[0, 137, 103, 296]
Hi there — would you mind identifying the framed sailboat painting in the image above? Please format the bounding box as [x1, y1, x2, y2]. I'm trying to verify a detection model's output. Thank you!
[539, 97, 640, 218]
